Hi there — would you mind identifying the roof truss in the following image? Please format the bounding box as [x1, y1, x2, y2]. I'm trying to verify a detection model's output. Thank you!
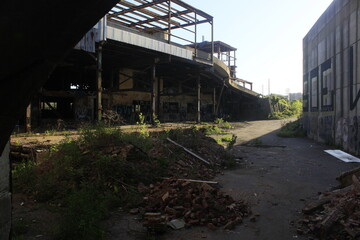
[107, 0, 213, 34]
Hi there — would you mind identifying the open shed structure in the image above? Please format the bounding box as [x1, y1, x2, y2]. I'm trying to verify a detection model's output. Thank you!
[22, 0, 268, 131]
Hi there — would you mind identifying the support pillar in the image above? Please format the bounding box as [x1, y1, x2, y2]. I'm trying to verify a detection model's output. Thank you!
[151, 63, 159, 119]
[25, 103, 31, 132]
[96, 43, 103, 122]
[197, 76, 201, 123]
[213, 88, 216, 115]
[215, 80, 225, 116]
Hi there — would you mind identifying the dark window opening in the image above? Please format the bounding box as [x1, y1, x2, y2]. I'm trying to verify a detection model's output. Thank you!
[310, 67, 319, 112]
[163, 102, 179, 113]
[303, 73, 309, 112]
[320, 59, 333, 111]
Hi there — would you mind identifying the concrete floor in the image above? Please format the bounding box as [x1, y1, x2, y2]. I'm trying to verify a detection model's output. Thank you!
[108, 119, 359, 240]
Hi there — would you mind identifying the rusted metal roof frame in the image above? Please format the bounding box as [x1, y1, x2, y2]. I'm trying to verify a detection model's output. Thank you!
[107, 0, 213, 33]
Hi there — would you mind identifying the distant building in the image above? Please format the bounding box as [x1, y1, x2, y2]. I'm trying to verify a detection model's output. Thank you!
[288, 93, 302, 101]
[303, 0, 360, 154]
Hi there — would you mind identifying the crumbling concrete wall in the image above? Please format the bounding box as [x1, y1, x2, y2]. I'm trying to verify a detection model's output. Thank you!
[303, 0, 360, 154]
[0, 142, 11, 240]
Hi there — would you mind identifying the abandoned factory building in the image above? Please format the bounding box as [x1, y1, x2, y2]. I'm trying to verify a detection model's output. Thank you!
[303, 0, 360, 154]
[23, 0, 268, 130]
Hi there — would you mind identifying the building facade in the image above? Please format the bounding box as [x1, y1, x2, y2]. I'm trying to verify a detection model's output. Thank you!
[303, 0, 360, 154]
[21, 0, 269, 131]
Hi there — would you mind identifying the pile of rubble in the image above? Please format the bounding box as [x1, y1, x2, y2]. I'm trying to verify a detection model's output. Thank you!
[10, 144, 49, 162]
[298, 169, 360, 239]
[133, 178, 251, 233]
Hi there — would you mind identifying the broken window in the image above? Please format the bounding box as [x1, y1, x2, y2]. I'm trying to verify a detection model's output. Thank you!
[42, 102, 58, 110]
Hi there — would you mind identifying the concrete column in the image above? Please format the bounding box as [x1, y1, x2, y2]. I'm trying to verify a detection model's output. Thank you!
[0, 142, 11, 240]
[197, 76, 201, 123]
[96, 43, 103, 122]
[151, 64, 159, 118]
[213, 88, 216, 115]
[25, 103, 31, 132]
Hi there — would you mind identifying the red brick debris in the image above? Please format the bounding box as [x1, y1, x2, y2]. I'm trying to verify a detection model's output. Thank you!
[298, 175, 360, 239]
[136, 178, 251, 233]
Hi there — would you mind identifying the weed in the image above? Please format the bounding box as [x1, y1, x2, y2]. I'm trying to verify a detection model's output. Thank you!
[12, 161, 36, 192]
[222, 152, 236, 169]
[136, 113, 149, 137]
[152, 114, 161, 127]
[57, 188, 110, 240]
[214, 118, 224, 124]
[215, 138, 223, 145]
[221, 121, 232, 129]
[227, 134, 237, 150]
[221, 136, 233, 142]
[277, 119, 306, 138]
[203, 125, 225, 135]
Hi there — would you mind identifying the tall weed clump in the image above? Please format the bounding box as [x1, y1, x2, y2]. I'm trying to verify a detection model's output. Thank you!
[12, 126, 164, 240]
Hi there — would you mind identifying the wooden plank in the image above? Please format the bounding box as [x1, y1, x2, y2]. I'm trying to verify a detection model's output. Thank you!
[302, 196, 332, 214]
[166, 137, 210, 165]
[162, 177, 218, 184]
[336, 167, 360, 188]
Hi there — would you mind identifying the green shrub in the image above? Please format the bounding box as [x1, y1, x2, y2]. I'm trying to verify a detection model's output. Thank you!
[203, 125, 225, 135]
[221, 121, 232, 129]
[214, 118, 224, 124]
[277, 119, 306, 138]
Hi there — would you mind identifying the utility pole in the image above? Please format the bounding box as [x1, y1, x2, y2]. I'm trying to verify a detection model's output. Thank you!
[268, 78, 270, 96]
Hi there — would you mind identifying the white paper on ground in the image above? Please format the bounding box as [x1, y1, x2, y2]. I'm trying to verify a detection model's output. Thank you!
[324, 150, 360, 163]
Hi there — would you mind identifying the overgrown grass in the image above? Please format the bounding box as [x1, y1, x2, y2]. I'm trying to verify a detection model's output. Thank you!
[12, 126, 166, 240]
[277, 119, 306, 138]
[202, 125, 227, 135]
[12, 125, 234, 239]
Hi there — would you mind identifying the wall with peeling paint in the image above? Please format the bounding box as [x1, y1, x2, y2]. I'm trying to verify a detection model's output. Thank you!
[303, 0, 360, 154]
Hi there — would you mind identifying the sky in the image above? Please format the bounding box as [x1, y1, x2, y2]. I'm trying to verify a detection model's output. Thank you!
[182, 0, 334, 95]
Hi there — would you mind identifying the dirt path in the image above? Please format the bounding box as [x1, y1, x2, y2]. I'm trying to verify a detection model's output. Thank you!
[150, 119, 358, 240]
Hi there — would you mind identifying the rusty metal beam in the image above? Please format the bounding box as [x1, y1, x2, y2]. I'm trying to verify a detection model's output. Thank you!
[161, 19, 210, 31]
[108, 0, 169, 17]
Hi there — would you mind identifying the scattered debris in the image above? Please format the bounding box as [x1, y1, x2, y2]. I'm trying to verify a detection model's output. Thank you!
[167, 219, 186, 230]
[336, 167, 360, 188]
[324, 150, 360, 163]
[166, 137, 211, 165]
[298, 173, 360, 239]
[141, 178, 251, 233]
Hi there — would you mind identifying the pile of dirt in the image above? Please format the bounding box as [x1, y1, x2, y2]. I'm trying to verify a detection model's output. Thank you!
[298, 173, 360, 239]
[133, 178, 251, 233]
[150, 128, 231, 180]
